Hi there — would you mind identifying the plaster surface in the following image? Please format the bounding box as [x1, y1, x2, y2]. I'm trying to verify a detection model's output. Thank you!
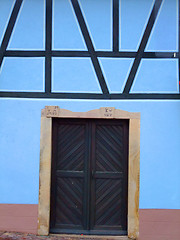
[0, 99, 180, 209]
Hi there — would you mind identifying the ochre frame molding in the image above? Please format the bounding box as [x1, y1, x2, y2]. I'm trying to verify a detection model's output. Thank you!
[38, 106, 140, 240]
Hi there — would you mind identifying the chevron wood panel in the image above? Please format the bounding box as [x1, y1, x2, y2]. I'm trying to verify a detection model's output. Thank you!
[56, 124, 86, 171]
[95, 179, 123, 227]
[50, 119, 88, 232]
[55, 177, 83, 226]
[91, 121, 128, 232]
[50, 118, 128, 235]
[96, 124, 124, 172]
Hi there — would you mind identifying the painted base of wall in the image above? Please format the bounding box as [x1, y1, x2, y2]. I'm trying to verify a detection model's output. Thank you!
[0, 205, 180, 239]
[139, 209, 180, 240]
[0, 204, 38, 234]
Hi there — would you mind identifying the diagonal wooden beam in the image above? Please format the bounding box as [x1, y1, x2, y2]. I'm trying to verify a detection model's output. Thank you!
[70, 0, 109, 94]
[123, 0, 163, 93]
[0, 0, 23, 68]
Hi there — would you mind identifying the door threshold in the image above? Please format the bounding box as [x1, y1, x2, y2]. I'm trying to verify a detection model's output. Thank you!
[50, 234, 130, 239]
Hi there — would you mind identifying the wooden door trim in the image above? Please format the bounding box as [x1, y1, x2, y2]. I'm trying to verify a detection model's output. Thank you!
[38, 107, 140, 240]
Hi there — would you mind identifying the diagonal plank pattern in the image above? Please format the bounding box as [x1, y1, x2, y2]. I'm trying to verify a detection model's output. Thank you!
[95, 179, 122, 226]
[96, 125, 123, 172]
[57, 124, 85, 171]
[50, 118, 128, 234]
[91, 121, 128, 232]
[56, 177, 83, 225]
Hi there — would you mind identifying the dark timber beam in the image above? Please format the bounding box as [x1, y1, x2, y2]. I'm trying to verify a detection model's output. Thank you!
[0, 92, 179, 100]
[123, 0, 163, 94]
[113, 0, 119, 52]
[0, 0, 23, 68]
[0, 0, 179, 100]
[70, 0, 109, 94]
[4, 50, 46, 57]
[45, 0, 52, 93]
[3, 50, 178, 59]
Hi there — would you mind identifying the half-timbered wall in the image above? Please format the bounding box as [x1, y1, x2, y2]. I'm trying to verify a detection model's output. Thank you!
[0, 0, 180, 239]
[0, 0, 179, 98]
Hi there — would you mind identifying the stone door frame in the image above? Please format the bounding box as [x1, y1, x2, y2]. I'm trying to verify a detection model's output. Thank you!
[38, 106, 140, 240]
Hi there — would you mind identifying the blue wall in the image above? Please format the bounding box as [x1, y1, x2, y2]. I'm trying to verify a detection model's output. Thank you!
[0, 99, 180, 209]
[0, 0, 179, 210]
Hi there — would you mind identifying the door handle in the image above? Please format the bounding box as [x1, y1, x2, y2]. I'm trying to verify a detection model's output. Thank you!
[91, 170, 95, 178]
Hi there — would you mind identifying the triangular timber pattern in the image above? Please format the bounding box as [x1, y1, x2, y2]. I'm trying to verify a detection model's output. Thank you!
[99, 58, 134, 93]
[120, 0, 154, 51]
[131, 59, 179, 93]
[7, 0, 45, 50]
[79, 0, 112, 50]
[0, 0, 179, 99]
[146, 0, 178, 51]
[52, 58, 101, 93]
[53, 0, 87, 50]
[0, 0, 15, 46]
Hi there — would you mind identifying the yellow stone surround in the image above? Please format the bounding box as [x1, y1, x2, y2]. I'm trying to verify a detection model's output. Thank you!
[38, 106, 140, 240]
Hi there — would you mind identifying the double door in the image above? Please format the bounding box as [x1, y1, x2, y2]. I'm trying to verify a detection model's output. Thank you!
[50, 118, 128, 235]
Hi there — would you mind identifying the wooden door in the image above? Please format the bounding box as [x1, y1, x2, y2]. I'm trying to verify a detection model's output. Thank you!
[50, 118, 128, 235]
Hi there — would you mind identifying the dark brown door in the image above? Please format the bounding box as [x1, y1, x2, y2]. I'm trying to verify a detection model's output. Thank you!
[50, 118, 128, 235]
